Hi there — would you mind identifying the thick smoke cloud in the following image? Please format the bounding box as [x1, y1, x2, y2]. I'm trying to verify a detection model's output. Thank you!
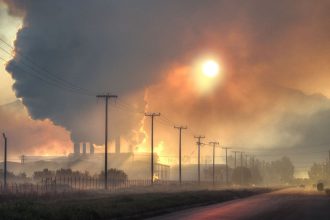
[3, 0, 330, 159]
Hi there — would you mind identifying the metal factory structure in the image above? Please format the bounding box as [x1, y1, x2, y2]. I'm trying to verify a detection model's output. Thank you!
[20, 137, 170, 181]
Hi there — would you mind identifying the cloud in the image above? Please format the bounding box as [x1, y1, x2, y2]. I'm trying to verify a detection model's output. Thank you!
[2, 0, 330, 160]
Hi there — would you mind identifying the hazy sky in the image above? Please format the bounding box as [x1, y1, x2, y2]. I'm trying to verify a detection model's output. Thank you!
[1, 0, 330, 177]
[0, 1, 19, 105]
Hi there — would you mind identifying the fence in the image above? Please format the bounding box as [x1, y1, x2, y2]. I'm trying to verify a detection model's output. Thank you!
[0, 177, 216, 195]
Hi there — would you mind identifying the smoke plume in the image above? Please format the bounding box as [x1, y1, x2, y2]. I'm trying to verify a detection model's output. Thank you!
[3, 0, 330, 158]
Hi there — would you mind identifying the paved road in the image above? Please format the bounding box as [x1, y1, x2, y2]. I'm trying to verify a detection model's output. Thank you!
[150, 188, 330, 220]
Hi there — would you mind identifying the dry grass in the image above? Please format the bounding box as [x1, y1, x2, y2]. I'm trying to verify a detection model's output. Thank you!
[0, 187, 272, 220]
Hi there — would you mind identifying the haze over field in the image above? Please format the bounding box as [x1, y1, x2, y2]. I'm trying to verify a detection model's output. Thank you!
[1, 0, 330, 177]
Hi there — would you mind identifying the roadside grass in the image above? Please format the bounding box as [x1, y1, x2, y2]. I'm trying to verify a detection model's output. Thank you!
[0, 188, 272, 220]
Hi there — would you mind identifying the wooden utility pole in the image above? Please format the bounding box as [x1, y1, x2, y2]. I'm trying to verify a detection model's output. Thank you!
[245, 154, 249, 168]
[145, 112, 160, 185]
[96, 93, 117, 190]
[2, 133, 7, 191]
[328, 150, 330, 174]
[222, 147, 231, 185]
[209, 141, 219, 186]
[240, 152, 244, 185]
[174, 126, 187, 184]
[194, 136, 205, 184]
[232, 151, 241, 169]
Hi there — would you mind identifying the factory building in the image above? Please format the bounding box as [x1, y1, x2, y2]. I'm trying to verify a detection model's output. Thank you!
[20, 137, 170, 180]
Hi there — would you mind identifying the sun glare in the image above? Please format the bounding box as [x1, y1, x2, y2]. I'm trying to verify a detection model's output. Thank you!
[192, 58, 223, 95]
[202, 60, 219, 78]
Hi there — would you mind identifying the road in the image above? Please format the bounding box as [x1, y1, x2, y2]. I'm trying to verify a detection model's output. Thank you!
[150, 188, 330, 220]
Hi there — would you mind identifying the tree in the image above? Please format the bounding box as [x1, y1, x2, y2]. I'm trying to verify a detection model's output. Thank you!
[250, 167, 262, 184]
[231, 167, 252, 185]
[100, 168, 128, 185]
[33, 168, 54, 181]
[272, 156, 294, 183]
[0, 169, 28, 182]
[308, 163, 325, 182]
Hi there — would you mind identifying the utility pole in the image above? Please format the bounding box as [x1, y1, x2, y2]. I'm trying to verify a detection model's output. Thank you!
[2, 133, 7, 191]
[96, 93, 118, 190]
[232, 151, 241, 169]
[328, 150, 330, 174]
[145, 112, 160, 185]
[240, 152, 244, 185]
[209, 142, 219, 186]
[174, 126, 187, 185]
[21, 155, 25, 165]
[245, 154, 248, 168]
[194, 136, 205, 184]
[222, 147, 231, 185]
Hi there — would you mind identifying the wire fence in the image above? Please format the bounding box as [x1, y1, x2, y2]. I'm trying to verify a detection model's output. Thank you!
[0, 178, 216, 195]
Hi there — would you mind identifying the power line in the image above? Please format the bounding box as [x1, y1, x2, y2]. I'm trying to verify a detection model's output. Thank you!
[0, 100, 19, 107]
[1, 54, 94, 97]
[0, 38, 95, 96]
[0, 38, 95, 94]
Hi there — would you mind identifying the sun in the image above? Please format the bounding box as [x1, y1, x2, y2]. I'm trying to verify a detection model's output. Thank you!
[202, 60, 219, 77]
[202, 60, 219, 78]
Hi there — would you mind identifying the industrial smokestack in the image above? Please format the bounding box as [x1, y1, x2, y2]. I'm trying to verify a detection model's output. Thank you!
[115, 136, 121, 154]
[90, 143, 94, 154]
[74, 142, 80, 155]
[82, 142, 86, 154]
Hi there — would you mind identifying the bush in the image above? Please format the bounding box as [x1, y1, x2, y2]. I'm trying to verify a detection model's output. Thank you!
[99, 169, 128, 186]
[231, 167, 252, 185]
[317, 182, 324, 191]
[325, 188, 330, 196]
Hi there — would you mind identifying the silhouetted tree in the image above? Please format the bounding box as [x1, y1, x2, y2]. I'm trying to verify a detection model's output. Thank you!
[308, 163, 326, 182]
[0, 169, 28, 182]
[100, 168, 128, 185]
[33, 168, 54, 181]
[250, 167, 262, 184]
[231, 167, 252, 185]
[259, 156, 294, 184]
[272, 156, 294, 183]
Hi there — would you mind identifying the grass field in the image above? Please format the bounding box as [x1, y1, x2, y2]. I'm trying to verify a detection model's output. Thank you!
[0, 187, 272, 220]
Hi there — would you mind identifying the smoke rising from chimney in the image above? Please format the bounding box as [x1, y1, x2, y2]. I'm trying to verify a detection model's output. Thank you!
[3, 0, 330, 159]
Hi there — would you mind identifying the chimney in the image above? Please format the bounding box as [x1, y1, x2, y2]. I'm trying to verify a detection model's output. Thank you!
[90, 143, 94, 154]
[82, 142, 86, 154]
[115, 136, 120, 154]
[74, 142, 80, 155]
